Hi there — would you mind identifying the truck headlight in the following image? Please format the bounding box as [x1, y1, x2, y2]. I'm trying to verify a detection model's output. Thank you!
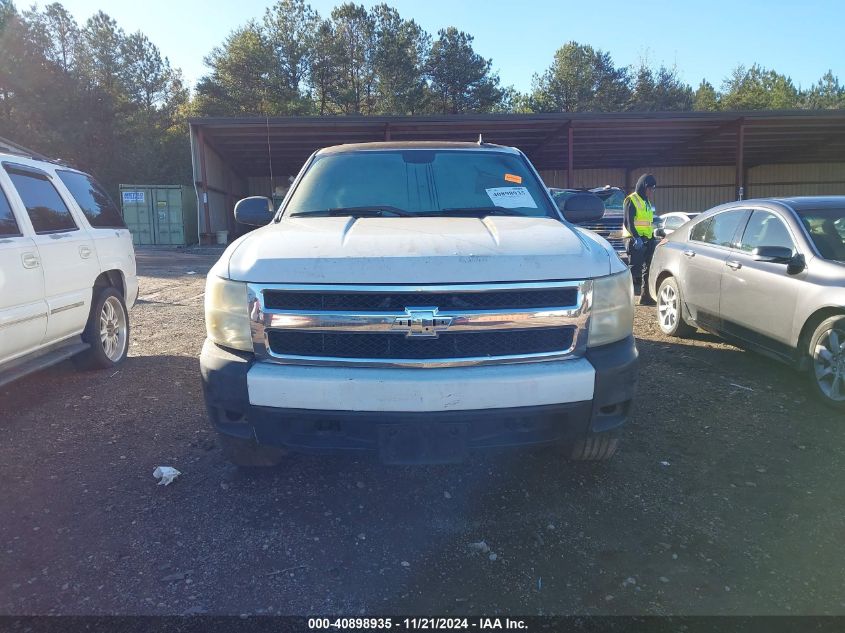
[205, 275, 253, 352]
[588, 270, 634, 347]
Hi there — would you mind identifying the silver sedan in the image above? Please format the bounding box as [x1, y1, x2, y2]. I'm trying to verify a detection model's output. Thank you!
[648, 196, 845, 409]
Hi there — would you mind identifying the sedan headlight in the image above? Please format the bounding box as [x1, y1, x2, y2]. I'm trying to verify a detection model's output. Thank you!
[205, 275, 253, 351]
[588, 270, 634, 347]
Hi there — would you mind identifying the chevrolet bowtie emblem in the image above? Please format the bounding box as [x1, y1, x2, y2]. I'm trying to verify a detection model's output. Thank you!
[393, 307, 453, 338]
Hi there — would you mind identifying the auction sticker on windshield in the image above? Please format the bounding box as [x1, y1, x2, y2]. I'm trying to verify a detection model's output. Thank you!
[485, 187, 537, 209]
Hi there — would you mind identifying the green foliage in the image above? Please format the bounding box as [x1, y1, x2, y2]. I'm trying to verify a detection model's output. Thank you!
[263, 0, 318, 112]
[199, 6, 503, 116]
[530, 42, 630, 112]
[629, 61, 693, 111]
[694, 80, 719, 111]
[194, 23, 276, 116]
[427, 27, 502, 114]
[0, 2, 190, 196]
[308, 18, 340, 115]
[719, 64, 799, 110]
[370, 4, 429, 115]
[327, 3, 376, 114]
[802, 70, 845, 109]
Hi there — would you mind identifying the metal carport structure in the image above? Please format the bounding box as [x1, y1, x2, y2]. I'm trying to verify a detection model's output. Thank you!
[188, 111, 845, 242]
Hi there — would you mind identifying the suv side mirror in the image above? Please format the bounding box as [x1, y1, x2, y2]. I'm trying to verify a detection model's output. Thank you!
[235, 196, 274, 226]
[752, 246, 793, 263]
[654, 228, 667, 239]
[556, 192, 604, 224]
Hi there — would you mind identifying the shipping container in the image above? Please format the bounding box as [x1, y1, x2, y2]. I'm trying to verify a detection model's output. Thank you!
[119, 184, 198, 246]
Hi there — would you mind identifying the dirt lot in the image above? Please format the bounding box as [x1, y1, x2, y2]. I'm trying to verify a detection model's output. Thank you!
[1, 248, 844, 616]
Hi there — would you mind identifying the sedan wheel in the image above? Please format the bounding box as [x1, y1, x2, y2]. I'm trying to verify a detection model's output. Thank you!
[659, 284, 678, 330]
[656, 277, 695, 337]
[811, 319, 845, 407]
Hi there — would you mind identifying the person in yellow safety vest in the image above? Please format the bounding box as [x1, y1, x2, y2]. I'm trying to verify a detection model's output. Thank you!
[623, 174, 658, 306]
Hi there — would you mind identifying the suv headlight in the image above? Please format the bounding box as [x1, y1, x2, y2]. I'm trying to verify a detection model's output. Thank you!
[205, 275, 253, 351]
[588, 270, 634, 347]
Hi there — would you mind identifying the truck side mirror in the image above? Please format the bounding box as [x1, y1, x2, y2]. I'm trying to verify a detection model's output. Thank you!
[556, 192, 605, 224]
[235, 196, 274, 226]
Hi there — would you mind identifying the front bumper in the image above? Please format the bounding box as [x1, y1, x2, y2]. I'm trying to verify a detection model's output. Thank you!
[200, 336, 638, 463]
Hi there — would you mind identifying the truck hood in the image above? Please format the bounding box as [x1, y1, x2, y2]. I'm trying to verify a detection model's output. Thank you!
[224, 216, 614, 284]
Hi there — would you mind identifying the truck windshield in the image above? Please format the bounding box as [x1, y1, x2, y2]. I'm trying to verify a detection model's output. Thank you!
[797, 207, 845, 262]
[284, 150, 558, 219]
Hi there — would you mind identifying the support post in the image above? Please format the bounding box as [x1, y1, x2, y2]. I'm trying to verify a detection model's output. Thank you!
[225, 170, 235, 238]
[196, 126, 212, 241]
[625, 168, 634, 193]
[384, 124, 391, 141]
[735, 120, 745, 200]
[742, 165, 750, 200]
[567, 126, 574, 188]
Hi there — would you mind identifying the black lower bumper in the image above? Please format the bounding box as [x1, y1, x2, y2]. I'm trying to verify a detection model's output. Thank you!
[200, 336, 638, 463]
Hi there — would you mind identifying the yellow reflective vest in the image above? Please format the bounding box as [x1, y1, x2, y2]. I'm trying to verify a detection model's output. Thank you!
[622, 192, 654, 238]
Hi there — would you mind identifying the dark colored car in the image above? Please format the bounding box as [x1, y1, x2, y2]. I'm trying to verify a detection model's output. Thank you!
[550, 186, 626, 260]
[649, 196, 845, 409]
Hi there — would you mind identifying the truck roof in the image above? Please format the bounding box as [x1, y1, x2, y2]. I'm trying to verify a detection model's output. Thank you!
[316, 141, 520, 155]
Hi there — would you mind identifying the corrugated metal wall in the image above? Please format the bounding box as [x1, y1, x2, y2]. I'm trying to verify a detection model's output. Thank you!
[541, 169, 625, 189]
[191, 132, 248, 236]
[748, 163, 845, 198]
[540, 163, 845, 213]
[638, 165, 735, 213]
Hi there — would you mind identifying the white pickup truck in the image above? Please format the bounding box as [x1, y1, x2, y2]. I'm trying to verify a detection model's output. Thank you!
[201, 142, 637, 465]
[0, 152, 137, 387]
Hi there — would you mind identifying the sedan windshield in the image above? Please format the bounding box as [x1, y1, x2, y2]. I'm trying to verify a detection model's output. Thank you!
[284, 150, 557, 219]
[796, 208, 845, 261]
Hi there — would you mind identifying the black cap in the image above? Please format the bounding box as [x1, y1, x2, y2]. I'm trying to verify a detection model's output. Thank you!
[635, 173, 657, 196]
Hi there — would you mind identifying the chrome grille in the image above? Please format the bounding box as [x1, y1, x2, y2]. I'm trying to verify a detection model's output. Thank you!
[579, 222, 626, 253]
[267, 328, 576, 360]
[248, 281, 591, 368]
[262, 288, 578, 311]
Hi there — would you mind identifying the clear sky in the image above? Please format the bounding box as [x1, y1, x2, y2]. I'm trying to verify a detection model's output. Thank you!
[50, 0, 844, 94]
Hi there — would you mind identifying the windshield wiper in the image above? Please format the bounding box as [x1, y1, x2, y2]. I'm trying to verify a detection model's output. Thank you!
[433, 207, 531, 217]
[290, 206, 415, 218]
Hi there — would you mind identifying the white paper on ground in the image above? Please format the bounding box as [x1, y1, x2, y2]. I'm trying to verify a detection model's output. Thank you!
[485, 186, 538, 209]
[153, 466, 182, 486]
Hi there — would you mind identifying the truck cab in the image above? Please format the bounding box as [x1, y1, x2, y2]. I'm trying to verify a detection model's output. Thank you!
[200, 142, 637, 465]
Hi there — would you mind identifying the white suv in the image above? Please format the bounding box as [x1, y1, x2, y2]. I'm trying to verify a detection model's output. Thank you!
[0, 152, 138, 387]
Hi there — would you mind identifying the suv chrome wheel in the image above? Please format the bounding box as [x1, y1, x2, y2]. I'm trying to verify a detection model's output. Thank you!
[100, 295, 128, 362]
[813, 325, 845, 403]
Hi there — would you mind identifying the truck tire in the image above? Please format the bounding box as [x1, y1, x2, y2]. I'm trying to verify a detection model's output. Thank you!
[218, 433, 288, 467]
[807, 315, 845, 410]
[656, 276, 696, 338]
[77, 286, 130, 370]
[569, 433, 619, 461]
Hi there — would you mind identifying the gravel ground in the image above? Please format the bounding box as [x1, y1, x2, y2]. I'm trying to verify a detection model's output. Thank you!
[1, 247, 843, 616]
